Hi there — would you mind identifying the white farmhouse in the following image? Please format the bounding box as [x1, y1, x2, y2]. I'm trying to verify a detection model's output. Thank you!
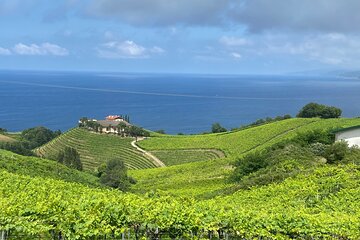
[334, 126, 360, 147]
[96, 115, 130, 134]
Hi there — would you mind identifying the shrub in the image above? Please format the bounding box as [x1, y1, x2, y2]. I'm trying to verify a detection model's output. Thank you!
[211, 123, 227, 133]
[309, 142, 328, 156]
[232, 151, 268, 181]
[231, 144, 322, 188]
[155, 129, 166, 134]
[324, 141, 349, 164]
[57, 147, 83, 171]
[293, 129, 334, 146]
[99, 158, 133, 191]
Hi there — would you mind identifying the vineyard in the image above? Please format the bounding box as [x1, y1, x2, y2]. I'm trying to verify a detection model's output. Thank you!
[34, 128, 157, 171]
[149, 149, 224, 166]
[130, 118, 360, 197]
[138, 118, 360, 158]
[0, 149, 100, 187]
[2, 117, 360, 239]
[1, 163, 360, 239]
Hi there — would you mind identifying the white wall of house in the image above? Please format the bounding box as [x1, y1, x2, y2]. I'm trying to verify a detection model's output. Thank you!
[99, 127, 126, 134]
[101, 127, 117, 133]
[335, 128, 360, 147]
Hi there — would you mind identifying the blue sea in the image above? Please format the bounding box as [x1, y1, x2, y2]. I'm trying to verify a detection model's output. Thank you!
[0, 70, 359, 134]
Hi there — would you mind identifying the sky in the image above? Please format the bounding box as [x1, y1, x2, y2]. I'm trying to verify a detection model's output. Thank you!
[1, 0, 360, 74]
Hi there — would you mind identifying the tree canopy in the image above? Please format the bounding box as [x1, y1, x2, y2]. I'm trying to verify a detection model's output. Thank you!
[211, 123, 227, 133]
[297, 102, 342, 119]
[21, 126, 61, 149]
[99, 158, 133, 191]
[0, 126, 61, 156]
[57, 147, 83, 171]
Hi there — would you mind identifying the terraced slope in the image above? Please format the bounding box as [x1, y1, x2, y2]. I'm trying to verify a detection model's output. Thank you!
[138, 118, 319, 157]
[35, 128, 157, 171]
[0, 149, 100, 187]
[130, 118, 360, 197]
[150, 149, 224, 166]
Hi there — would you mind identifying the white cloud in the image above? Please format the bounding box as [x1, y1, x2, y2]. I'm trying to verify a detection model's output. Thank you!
[220, 36, 251, 47]
[0, 47, 11, 55]
[13, 43, 69, 56]
[231, 52, 242, 59]
[149, 46, 165, 54]
[98, 40, 164, 59]
[266, 33, 360, 65]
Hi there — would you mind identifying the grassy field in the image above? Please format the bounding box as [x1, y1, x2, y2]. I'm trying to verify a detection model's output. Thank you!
[0, 149, 100, 187]
[35, 128, 158, 171]
[0, 134, 16, 142]
[130, 118, 360, 197]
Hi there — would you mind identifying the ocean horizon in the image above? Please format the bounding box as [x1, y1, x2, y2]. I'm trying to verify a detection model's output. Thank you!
[1, 70, 359, 134]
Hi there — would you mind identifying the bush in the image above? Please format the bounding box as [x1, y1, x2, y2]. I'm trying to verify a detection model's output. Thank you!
[293, 129, 334, 146]
[99, 158, 133, 191]
[309, 142, 328, 156]
[232, 151, 268, 181]
[211, 123, 227, 133]
[342, 146, 360, 165]
[155, 129, 166, 134]
[297, 102, 342, 119]
[57, 147, 83, 171]
[231, 145, 321, 188]
[324, 141, 349, 164]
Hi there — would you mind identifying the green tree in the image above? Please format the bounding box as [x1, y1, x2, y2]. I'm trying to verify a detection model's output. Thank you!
[57, 147, 83, 171]
[100, 158, 132, 191]
[211, 123, 227, 133]
[21, 126, 61, 149]
[0, 128, 7, 133]
[117, 122, 128, 136]
[127, 126, 150, 141]
[297, 102, 342, 119]
[78, 117, 88, 127]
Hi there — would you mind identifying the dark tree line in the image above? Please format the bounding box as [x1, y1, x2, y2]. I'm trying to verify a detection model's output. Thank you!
[0, 127, 61, 156]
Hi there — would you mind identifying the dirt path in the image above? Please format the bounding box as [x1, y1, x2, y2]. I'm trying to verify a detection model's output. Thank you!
[131, 138, 166, 167]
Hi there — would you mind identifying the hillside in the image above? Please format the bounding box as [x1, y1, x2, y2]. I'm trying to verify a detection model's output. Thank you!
[35, 128, 159, 171]
[130, 118, 360, 197]
[1, 163, 360, 239]
[0, 149, 100, 187]
[0, 134, 16, 142]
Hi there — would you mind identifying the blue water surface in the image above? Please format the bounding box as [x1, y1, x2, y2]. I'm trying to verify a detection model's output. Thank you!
[0, 70, 359, 134]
